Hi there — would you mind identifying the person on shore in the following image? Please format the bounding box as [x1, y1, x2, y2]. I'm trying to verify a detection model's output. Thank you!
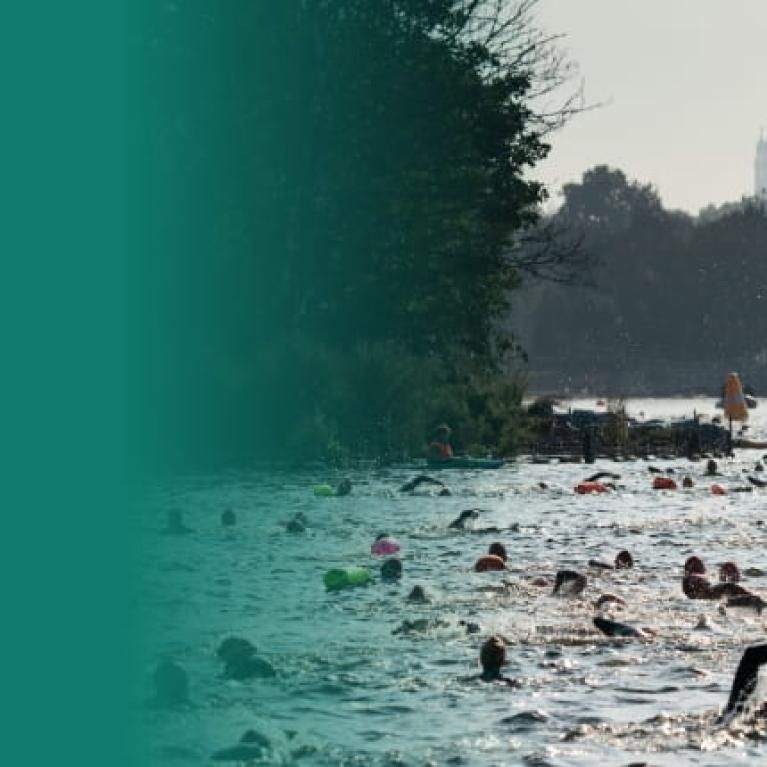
[479, 636, 517, 685]
[427, 424, 454, 463]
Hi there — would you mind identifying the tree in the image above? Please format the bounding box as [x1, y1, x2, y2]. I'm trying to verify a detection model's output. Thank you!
[139, 1, 575, 465]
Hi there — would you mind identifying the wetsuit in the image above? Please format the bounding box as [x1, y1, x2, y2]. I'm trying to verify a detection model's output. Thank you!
[725, 644, 767, 714]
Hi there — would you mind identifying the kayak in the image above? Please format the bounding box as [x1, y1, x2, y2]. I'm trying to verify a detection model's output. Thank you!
[426, 457, 504, 470]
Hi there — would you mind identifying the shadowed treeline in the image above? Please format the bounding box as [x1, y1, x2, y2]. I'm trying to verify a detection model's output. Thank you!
[138, 1, 572, 469]
[516, 166, 767, 394]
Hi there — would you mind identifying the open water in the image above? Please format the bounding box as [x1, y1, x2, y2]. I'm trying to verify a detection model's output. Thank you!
[137, 399, 767, 766]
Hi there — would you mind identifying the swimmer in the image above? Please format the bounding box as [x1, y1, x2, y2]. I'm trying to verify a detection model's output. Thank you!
[449, 509, 481, 530]
[459, 619, 481, 634]
[719, 562, 741, 583]
[381, 558, 403, 580]
[478, 636, 517, 685]
[221, 509, 236, 526]
[474, 554, 507, 572]
[281, 511, 308, 533]
[588, 550, 633, 570]
[406, 585, 430, 603]
[335, 478, 352, 496]
[152, 659, 189, 706]
[593, 616, 648, 639]
[594, 593, 626, 610]
[682, 476, 694, 488]
[488, 542, 507, 562]
[682, 573, 751, 601]
[726, 593, 766, 614]
[723, 643, 767, 716]
[705, 459, 720, 476]
[211, 730, 271, 763]
[584, 471, 621, 482]
[163, 508, 193, 535]
[392, 618, 448, 635]
[217, 637, 276, 680]
[552, 570, 586, 597]
[399, 475, 450, 496]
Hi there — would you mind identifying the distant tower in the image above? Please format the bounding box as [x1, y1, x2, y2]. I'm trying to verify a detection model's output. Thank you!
[756, 129, 767, 198]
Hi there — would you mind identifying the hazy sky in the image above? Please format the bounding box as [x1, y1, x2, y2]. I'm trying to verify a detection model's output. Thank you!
[532, 0, 767, 214]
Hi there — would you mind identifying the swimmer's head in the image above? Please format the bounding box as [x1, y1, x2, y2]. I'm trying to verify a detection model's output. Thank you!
[153, 659, 189, 706]
[407, 585, 429, 603]
[614, 550, 633, 569]
[336, 478, 352, 496]
[285, 518, 306, 533]
[684, 556, 706, 575]
[166, 508, 185, 530]
[552, 570, 586, 596]
[381, 558, 403, 580]
[217, 637, 256, 663]
[480, 636, 506, 674]
[221, 509, 236, 526]
[719, 561, 741, 583]
[488, 542, 507, 562]
[682, 574, 708, 599]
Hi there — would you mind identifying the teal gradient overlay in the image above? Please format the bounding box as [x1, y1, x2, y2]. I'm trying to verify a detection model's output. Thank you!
[138, 2, 305, 472]
[2, 2, 139, 765]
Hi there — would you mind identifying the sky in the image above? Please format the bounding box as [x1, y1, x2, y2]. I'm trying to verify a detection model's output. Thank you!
[531, 0, 767, 214]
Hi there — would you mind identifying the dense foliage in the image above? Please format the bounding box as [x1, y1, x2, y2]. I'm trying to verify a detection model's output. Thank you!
[516, 166, 767, 394]
[140, 1, 560, 467]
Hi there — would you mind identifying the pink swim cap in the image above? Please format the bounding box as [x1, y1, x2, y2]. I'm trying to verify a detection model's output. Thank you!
[371, 537, 401, 556]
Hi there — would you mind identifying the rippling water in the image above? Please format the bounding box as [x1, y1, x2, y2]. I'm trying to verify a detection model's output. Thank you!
[137, 399, 767, 765]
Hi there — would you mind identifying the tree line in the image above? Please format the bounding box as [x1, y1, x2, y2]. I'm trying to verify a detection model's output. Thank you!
[515, 166, 767, 395]
[139, 1, 574, 468]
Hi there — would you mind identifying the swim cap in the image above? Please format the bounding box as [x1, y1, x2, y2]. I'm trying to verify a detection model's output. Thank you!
[480, 636, 506, 672]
